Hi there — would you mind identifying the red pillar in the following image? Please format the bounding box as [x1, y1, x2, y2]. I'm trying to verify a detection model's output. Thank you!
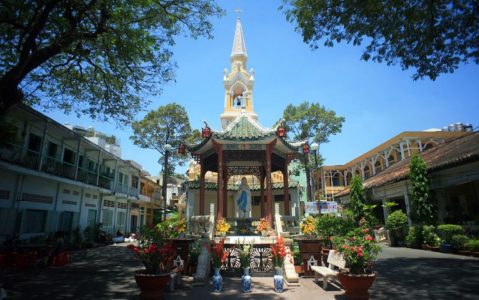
[260, 169, 265, 218]
[266, 140, 276, 225]
[283, 157, 290, 215]
[223, 172, 228, 218]
[214, 142, 224, 219]
[199, 161, 205, 215]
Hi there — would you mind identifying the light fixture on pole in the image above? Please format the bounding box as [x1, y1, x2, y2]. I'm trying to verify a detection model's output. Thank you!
[310, 142, 319, 201]
[161, 143, 172, 222]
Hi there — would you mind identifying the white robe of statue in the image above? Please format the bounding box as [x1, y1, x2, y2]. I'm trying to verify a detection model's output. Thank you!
[235, 177, 252, 218]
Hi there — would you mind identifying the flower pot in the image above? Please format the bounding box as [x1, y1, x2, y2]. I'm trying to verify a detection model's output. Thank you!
[241, 267, 252, 292]
[294, 265, 303, 275]
[212, 267, 222, 292]
[440, 243, 454, 253]
[337, 272, 376, 300]
[134, 270, 171, 300]
[273, 267, 284, 293]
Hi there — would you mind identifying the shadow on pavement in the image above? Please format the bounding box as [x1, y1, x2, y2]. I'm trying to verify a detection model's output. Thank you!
[370, 256, 479, 300]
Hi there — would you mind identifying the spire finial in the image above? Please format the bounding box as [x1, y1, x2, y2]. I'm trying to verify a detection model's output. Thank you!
[234, 8, 243, 19]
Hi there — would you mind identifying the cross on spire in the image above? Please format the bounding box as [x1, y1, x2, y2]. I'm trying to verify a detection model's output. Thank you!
[234, 8, 243, 19]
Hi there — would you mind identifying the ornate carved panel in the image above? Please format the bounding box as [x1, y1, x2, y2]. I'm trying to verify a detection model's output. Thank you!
[226, 166, 262, 178]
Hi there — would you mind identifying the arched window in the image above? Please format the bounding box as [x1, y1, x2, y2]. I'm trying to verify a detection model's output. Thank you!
[346, 172, 352, 186]
[374, 160, 383, 174]
[364, 165, 371, 179]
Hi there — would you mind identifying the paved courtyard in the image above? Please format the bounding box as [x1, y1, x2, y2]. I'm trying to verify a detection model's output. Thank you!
[2, 243, 478, 299]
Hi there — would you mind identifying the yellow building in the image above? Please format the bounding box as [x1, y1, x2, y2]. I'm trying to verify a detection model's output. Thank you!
[315, 129, 469, 201]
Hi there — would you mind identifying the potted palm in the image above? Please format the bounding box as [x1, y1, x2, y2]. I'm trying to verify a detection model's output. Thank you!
[127, 225, 177, 299]
[332, 227, 381, 300]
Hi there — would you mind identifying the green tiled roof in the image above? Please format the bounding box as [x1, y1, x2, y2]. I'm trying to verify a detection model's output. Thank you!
[186, 180, 300, 191]
[215, 115, 273, 140]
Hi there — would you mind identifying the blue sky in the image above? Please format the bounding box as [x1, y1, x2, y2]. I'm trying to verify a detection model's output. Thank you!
[42, 0, 479, 176]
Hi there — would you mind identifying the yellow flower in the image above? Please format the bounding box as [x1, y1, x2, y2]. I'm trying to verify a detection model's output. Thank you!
[256, 218, 270, 233]
[216, 217, 230, 233]
[300, 216, 317, 236]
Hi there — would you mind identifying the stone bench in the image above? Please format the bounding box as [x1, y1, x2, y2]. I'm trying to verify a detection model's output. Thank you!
[310, 250, 346, 289]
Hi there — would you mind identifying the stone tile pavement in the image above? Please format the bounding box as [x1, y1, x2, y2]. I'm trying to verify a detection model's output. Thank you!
[1, 243, 478, 299]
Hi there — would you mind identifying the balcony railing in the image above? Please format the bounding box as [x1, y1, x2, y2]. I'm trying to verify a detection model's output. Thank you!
[20, 150, 41, 170]
[42, 157, 76, 179]
[77, 167, 98, 185]
[99, 176, 113, 190]
[116, 183, 129, 195]
[129, 186, 139, 196]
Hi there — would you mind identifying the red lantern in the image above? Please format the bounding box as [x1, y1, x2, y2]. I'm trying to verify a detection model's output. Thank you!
[178, 144, 186, 155]
[277, 126, 286, 137]
[201, 127, 211, 139]
[302, 143, 310, 154]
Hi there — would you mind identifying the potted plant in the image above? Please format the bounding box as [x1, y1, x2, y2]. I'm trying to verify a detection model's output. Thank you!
[421, 225, 441, 250]
[256, 218, 270, 236]
[127, 225, 177, 299]
[437, 224, 463, 252]
[405, 226, 422, 249]
[332, 227, 381, 300]
[290, 242, 303, 275]
[451, 234, 470, 255]
[271, 236, 286, 293]
[215, 217, 230, 237]
[386, 210, 408, 246]
[238, 242, 253, 292]
[465, 239, 479, 257]
[209, 239, 228, 292]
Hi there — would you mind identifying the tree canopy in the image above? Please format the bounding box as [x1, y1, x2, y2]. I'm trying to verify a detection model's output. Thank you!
[130, 103, 193, 174]
[280, 101, 344, 200]
[0, 0, 223, 123]
[281, 0, 479, 80]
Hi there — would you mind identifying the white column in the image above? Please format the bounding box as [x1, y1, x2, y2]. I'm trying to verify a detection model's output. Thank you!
[403, 192, 412, 226]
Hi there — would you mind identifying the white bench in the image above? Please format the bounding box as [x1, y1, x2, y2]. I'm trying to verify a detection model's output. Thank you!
[310, 250, 346, 289]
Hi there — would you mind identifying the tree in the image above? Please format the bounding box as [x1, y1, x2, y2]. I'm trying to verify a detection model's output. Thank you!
[281, 0, 479, 80]
[130, 103, 193, 221]
[349, 175, 365, 223]
[280, 101, 344, 201]
[409, 154, 436, 225]
[130, 103, 193, 174]
[0, 1, 223, 123]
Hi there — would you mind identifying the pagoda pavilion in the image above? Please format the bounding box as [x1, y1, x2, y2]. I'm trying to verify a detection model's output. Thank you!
[183, 18, 305, 226]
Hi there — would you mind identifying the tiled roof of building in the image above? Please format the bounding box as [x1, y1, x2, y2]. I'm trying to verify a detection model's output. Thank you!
[336, 132, 479, 197]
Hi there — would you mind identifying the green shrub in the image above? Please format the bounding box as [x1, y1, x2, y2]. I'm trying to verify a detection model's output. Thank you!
[437, 224, 463, 244]
[316, 214, 355, 240]
[386, 210, 409, 243]
[465, 239, 479, 252]
[422, 225, 441, 247]
[405, 226, 422, 248]
[451, 235, 470, 250]
[291, 242, 302, 265]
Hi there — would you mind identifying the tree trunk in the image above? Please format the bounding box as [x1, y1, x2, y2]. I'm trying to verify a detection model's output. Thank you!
[0, 75, 24, 118]
[305, 163, 312, 202]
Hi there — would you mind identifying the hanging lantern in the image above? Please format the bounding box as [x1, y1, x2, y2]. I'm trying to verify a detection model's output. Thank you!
[277, 125, 286, 137]
[302, 143, 310, 154]
[178, 143, 186, 155]
[201, 127, 211, 139]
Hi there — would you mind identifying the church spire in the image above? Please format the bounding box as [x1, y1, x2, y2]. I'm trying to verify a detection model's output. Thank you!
[221, 17, 257, 129]
[231, 18, 247, 60]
